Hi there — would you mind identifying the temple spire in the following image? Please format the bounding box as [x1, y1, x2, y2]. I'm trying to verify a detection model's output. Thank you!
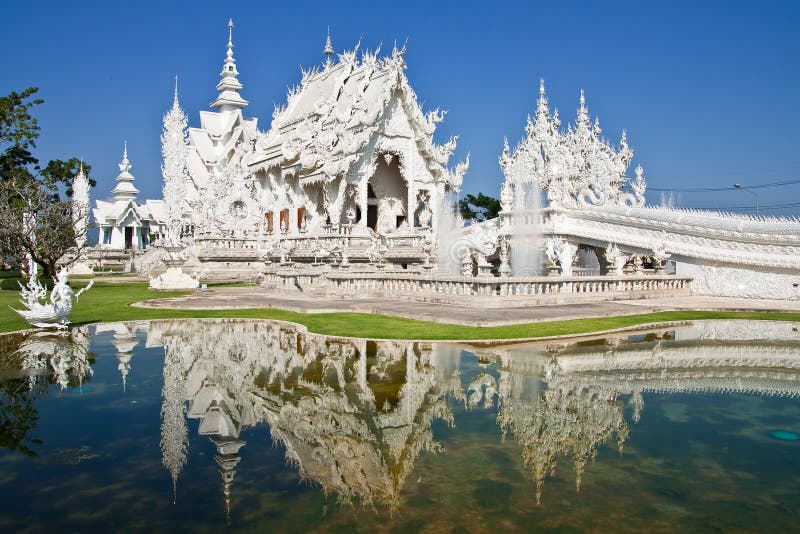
[72, 160, 90, 249]
[211, 18, 249, 111]
[173, 75, 179, 108]
[112, 142, 139, 202]
[576, 89, 590, 131]
[323, 27, 334, 68]
[535, 78, 550, 123]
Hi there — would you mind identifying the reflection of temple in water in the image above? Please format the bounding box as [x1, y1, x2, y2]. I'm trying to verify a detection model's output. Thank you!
[476, 320, 800, 504]
[7, 318, 800, 516]
[147, 319, 462, 515]
[149, 319, 800, 512]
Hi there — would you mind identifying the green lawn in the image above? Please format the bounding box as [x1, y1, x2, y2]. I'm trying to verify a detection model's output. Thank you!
[1, 282, 799, 340]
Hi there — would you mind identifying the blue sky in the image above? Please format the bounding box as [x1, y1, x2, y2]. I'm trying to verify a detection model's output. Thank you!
[2, 0, 799, 214]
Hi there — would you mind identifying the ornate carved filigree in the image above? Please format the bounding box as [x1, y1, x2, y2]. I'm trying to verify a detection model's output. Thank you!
[500, 81, 645, 209]
[161, 82, 190, 246]
[14, 267, 93, 329]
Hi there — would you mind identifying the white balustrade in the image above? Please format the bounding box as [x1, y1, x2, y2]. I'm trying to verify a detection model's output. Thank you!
[261, 269, 691, 301]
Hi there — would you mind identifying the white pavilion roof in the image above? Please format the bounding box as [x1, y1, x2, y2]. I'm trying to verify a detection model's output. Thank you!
[248, 44, 466, 187]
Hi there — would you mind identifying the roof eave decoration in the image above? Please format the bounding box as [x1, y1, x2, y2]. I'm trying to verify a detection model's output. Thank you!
[260, 40, 466, 189]
[501, 80, 643, 209]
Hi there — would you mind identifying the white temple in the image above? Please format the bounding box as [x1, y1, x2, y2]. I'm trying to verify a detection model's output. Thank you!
[77, 19, 800, 299]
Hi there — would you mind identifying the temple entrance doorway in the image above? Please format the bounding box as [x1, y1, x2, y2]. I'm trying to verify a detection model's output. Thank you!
[367, 156, 408, 232]
[124, 227, 133, 250]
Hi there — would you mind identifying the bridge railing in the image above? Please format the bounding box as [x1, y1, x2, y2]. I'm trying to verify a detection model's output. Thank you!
[260, 269, 691, 302]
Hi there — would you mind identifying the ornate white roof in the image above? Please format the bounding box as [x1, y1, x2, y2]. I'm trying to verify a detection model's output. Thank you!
[249, 39, 468, 189]
[500, 80, 644, 208]
[93, 145, 166, 227]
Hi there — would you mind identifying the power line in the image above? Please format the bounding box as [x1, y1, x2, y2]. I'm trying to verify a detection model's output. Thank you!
[648, 178, 800, 192]
[685, 201, 800, 211]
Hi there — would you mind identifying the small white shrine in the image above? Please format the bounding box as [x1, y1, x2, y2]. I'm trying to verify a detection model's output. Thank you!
[93, 144, 166, 251]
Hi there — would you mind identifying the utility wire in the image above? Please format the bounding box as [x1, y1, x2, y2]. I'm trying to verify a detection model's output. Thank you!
[648, 178, 800, 192]
[684, 201, 800, 211]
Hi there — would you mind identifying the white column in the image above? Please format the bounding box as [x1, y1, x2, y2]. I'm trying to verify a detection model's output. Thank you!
[359, 177, 369, 227]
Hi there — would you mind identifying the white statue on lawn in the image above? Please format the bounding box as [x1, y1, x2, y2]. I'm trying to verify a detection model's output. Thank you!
[14, 266, 93, 329]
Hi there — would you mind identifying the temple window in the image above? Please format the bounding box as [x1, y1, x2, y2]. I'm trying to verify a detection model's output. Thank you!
[280, 209, 290, 232]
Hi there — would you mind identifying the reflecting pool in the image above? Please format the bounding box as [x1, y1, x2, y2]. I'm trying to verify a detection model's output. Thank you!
[0, 319, 799, 531]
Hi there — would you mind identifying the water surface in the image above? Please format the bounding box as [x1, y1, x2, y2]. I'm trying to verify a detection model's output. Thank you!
[0, 319, 798, 532]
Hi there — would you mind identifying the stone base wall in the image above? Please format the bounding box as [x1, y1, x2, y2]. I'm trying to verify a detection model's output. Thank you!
[676, 261, 800, 300]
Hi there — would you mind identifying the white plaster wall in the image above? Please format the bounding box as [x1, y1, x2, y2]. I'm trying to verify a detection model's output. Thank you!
[677, 260, 800, 300]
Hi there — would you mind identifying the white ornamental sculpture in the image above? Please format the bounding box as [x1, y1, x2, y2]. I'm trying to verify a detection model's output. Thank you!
[149, 266, 200, 290]
[500, 80, 646, 209]
[161, 77, 190, 247]
[544, 237, 578, 276]
[72, 163, 90, 249]
[14, 267, 93, 329]
[603, 243, 628, 276]
[70, 163, 94, 275]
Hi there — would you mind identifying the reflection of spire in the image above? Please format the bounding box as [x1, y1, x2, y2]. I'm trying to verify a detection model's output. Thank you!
[211, 436, 245, 524]
[629, 390, 644, 423]
[111, 326, 137, 391]
[160, 342, 188, 504]
[117, 352, 131, 392]
[155, 319, 452, 512]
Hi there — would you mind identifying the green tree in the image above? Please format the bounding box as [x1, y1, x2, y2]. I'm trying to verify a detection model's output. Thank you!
[0, 87, 94, 277]
[459, 193, 501, 222]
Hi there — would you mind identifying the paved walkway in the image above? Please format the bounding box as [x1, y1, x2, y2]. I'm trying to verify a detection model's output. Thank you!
[134, 287, 800, 327]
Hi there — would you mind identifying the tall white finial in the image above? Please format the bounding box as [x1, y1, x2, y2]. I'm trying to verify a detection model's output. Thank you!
[535, 78, 549, 122]
[72, 159, 90, 249]
[173, 75, 179, 107]
[113, 141, 139, 201]
[576, 89, 590, 130]
[323, 26, 334, 61]
[211, 18, 248, 111]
